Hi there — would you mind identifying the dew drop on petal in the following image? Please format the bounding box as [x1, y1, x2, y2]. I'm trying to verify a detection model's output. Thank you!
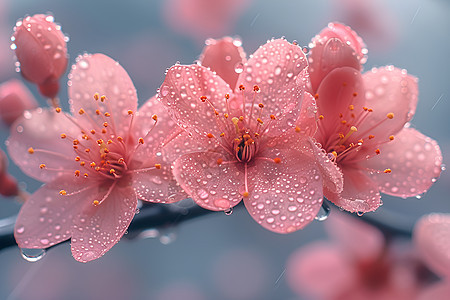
[234, 62, 244, 74]
[314, 202, 330, 221]
[78, 59, 89, 69]
[20, 248, 46, 262]
[224, 207, 233, 215]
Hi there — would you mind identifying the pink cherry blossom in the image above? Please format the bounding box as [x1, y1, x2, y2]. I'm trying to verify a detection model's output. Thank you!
[308, 22, 366, 93]
[163, 0, 252, 41]
[414, 213, 450, 300]
[12, 14, 68, 98]
[0, 79, 38, 127]
[7, 53, 185, 262]
[158, 38, 343, 234]
[313, 65, 442, 213]
[286, 213, 425, 300]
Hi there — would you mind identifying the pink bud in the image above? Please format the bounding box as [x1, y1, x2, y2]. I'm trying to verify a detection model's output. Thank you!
[12, 14, 68, 98]
[309, 22, 367, 92]
[0, 79, 38, 126]
[0, 148, 18, 197]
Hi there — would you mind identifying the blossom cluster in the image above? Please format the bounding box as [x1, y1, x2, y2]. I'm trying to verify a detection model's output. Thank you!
[0, 15, 443, 263]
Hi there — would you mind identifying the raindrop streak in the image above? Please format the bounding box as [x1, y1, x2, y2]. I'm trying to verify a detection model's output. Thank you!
[314, 201, 330, 221]
[224, 208, 233, 216]
[20, 248, 46, 262]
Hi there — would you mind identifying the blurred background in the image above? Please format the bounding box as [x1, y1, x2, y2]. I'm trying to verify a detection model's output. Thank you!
[0, 0, 449, 299]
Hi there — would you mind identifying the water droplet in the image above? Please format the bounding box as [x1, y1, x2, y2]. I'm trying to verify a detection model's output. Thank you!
[302, 46, 310, 54]
[16, 226, 25, 234]
[20, 248, 46, 262]
[356, 211, 365, 217]
[415, 195, 422, 199]
[197, 189, 209, 200]
[224, 208, 233, 215]
[232, 38, 242, 47]
[159, 231, 177, 245]
[160, 85, 170, 97]
[10, 43, 17, 50]
[78, 59, 89, 69]
[137, 228, 160, 239]
[274, 66, 282, 76]
[234, 62, 244, 74]
[314, 202, 330, 221]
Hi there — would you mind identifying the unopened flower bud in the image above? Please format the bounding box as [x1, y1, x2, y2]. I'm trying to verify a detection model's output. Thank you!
[0, 79, 38, 126]
[12, 14, 68, 98]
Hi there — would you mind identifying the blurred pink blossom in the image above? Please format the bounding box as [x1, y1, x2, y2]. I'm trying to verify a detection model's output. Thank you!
[12, 14, 68, 98]
[0, 79, 38, 127]
[286, 213, 429, 300]
[159, 38, 343, 233]
[7, 53, 185, 262]
[309, 23, 442, 213]
[0, 148, 18, 197]
[163, 0, 252, 40]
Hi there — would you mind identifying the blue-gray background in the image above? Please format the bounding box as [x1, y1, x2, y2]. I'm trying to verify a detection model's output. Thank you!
[0, 0, 449, 299]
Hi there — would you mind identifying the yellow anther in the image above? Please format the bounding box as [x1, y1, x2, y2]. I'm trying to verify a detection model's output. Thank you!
[273, 157, 281, 164]
[93, 93, 100, 100]
[257, 118, 263, 124]
[75, 156, 81, 161]
[78, 108, 85, 115]
[90, 162, 96, 168]
[387, 112, 394, 119]
[104, 112, 110, 117]
[350, 126, 358, 132]
[389, 135, 394, 141]
[55, 107, 61, 113]
[100, 95, 106, 102]
[107, 139, 113, 144]
[206, 133, 214, 138]
[254, 133, 260, 137]
[224, 113, 229, 118]
[139, 138, 144, 144]
[319, 115, 324, 120]
[95, 109, 101, 115]
[96, 139, 104, 145]
[220, 132, 225, 137]
[103, 122, 108, 127]
[239, 116, 244, 121]
[348, 105, 354, 110]
[118, 158, 124, 163]
[155, 164, 161, 169]
[28, 147, 34, 154]
[331, 151, 338, 157]
[60, 133, 67, 139]
[109, 169, 116, 174]
[384, 168, 392, 173]
[117, 136, 124, 142]
[95, 166, 100, 171]
[217, 158, 223, 165]
[341, 120, 347, 125]
[59, 190, 67, 196]
[39, 164, 46, 169]
[83, 173, 88, 178]
[93, 200, 99, 206]
[152, 114, 158, 121]
[74, 170, 80, 177]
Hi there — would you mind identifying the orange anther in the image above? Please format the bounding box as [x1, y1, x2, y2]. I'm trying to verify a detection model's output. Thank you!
[206, 133, 214, 138]
[368, 135, 375, 139]
[104, 112, 111, 117]
[217, 158, 223, 165]
[28, 147, 34, 154]
[384, 168, 392, 173]
[341, 120, 347, 125]
[39, 164, 46, 169]
[55, 107, 61, 113]
[59, 190, 67, 196]
[117, 136, 124, 142]
[243, 191, 249, 197]
[107, 139, 113, 144]
[152, 115, 158, 121]
[83, 173, 88, 178]
[95, 109, 101, 115]
[348, 105, 354, 110]
[225, 94, 230, 99]
[273, 157, 281, 164]
[314, 93, 319, 99]
[375, 149, 380, 155]
[259, 103, 264, 108]
[93, 200, 99, 206]
[387, 112, 394, 119]
[239, 116, 244, 121]
[200, 96, 207, 102]
[389, 135, 394, 141]
[97, 139, 104, 145]
[100, 95, 106, 102]
[74, 170, 80, 176]
[239, 84, 245, 91]
[224, 113, 229, 118]
[80, 161, 86, 166]
[73, 139, 79, 145]
[109, 169, 116, 174]
[257, 118, 263, 124]
[60, 133, 67, 139]
[90, 162, 96, 168]
[75, 156, 81, 161]
[101, 129, 107, 134]
[139, 138, 144, 144]
[270, 114, 276, 120]
[155, 164, 162, 169]
[319, 115, 324, 120]
[118, 158, 124, 163]
[85, 148, 91, 153]
[295, 126, 301, 133]
[352, 92, 358, 97]
[78, 108, 85, 115]
[103, 122, 108, 127]
[220, 132, 225, 137]
[253, 85, 260, 92]
[128, 110, 133, 115]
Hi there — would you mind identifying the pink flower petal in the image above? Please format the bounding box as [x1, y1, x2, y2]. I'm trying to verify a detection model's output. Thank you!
[417, 281, 450, 300]
[325, 167, 381, 213]
[0, 79, 38, 127]
[244, 141, 324, 233]
[295, 91, 317, 136]
[7, 108, 80, 182]
[162, 130, 214, 163]
[132, 95, 179, 164]
[309, 38, 361, 93]
[414, 213, 450, 278]
[236, 39, 308, 136]
[158, 64, 233, 139]
[14, 175, 89, 249]
[71, 185, 137, 262]
[132, 165, 187, 204]
[172, 150, 243, 211]
[325, 212, 385, 261]
[68, 53, 138, 137]
[199, 37, 247, 90]
[359, 66, 418, 141]
[363, 128, 442, 197]
[286, 241, 356, 298]
[315, 67, 365, 139]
